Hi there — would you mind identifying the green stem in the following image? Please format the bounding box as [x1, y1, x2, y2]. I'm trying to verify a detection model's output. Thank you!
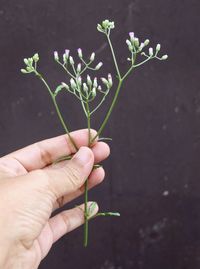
[91, 79, 123, 142]
[84, 101, 91, 247]
[107, 33, 121, 80]
[37, 73, 78, 151]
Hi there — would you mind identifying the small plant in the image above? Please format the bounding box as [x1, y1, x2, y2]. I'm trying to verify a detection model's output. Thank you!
[21, 19, 168, 247]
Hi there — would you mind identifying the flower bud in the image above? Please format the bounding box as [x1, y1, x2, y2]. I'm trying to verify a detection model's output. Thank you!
[144, 39, 150, 46]
[139, 43, 145, 51]
[129, 32, 135, 42]
[33, 53, 39, 62]
[69, 56, 74, 65]
[134, 38, 139, 48]
[90, 52, 95, 62]
[65, 49, 70, 59]
[21, 69, 27, 74]
[93, 77, 98, 88]
[156, 44, 161, 52]
[83, 83, 89, 92]
[126, 39, 132, 47]
[149, 47, 154, 57]
[97, 23, 103, 32]
[26, 66, 33, 72]
[77, 76, 82, 86]
[61, 82, 69, 90]
[77, 48, 83, 58]
[101, 77, 108, 86]
[108, 73, 113, 87]
[23, 58, 29, 65]
[87, 75, 92, 87]
[92, 87, 96, 97]
[70, 78, 76, 89]
[97, 85, 102, 91]
[54, 51, 59, 61]
[95, 62, 103, 70]
[161, 54, 168, 60]
[102, 19, 109, 28]
[77, 63, 81, 73]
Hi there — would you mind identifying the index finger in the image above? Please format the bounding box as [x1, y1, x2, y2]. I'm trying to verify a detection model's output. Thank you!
[3, 129, 97, 172]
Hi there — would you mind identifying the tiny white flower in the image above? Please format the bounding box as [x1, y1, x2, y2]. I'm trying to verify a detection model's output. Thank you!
[129, 32, 135, 42]
[65, 49, 70, 58]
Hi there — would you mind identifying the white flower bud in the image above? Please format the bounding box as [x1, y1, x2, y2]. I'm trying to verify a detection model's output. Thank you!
[108, 73, 113, 87]
[77, 63, 81, 73]
[156, 44, 161, 52]
[129, 32, 135, 42]
[21, 69, 28, 74]
[70, 78, 76, 89]
[149, 47, 154, 56]
[126, 39, 132, 47]
[77, 76, 82, 86]
[83, 83, 89, 92]
[65, 49, 70, 59]
[69, 56, 74, 65]
[95, 62, 103, 70]
[161, 54, 168, 60]
[139, 43, 145, 51]
[33, 53, 39, 62]
[90, 52, 95, 62]
[92, 87, 96, 97]
[61, 82, 69, 90]
[23, 58, 29, 65]
[101, 77, 108, 86]
[87, 75, 92, 87]
[77, 48, 83, 58]
[97, 85, 102, 91]
[144, 39, 150, 46]
[93, 77, 98, 88]
[54, 51, 59, 61]
[134, 38, 139, 48]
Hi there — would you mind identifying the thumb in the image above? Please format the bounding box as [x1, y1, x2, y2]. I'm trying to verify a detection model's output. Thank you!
[32, 146, 94, 199]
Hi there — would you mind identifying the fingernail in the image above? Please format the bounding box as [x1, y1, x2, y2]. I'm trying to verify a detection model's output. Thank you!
[73, 147, 92, 166]
[87, 201, 98, 218]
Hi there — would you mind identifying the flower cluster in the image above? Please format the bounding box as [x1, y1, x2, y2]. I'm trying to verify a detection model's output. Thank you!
[21, 53, 39, 74]
[97, 19, 115, 34]
[126, 32, 168, 62]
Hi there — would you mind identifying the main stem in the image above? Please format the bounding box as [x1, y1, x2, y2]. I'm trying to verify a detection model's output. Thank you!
[84, 101, 91, 247]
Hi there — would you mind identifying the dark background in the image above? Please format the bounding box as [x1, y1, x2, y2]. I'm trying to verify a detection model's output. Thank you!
[0, 0, 200, 268]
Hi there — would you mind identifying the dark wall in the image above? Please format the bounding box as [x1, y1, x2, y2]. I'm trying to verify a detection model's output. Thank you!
[0, 0, 200, 268]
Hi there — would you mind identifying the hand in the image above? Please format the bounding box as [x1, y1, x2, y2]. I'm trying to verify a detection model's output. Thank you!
[0, 129, 110, 269]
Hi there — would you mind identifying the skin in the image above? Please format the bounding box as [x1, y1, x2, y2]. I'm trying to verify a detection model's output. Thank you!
[0, 129, 110, 269]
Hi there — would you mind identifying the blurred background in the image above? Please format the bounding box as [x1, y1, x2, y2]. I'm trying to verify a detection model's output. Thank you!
[0, 0, 200, 268]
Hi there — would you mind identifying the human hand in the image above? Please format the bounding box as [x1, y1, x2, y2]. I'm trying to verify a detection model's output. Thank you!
[0, 129, 110, 269]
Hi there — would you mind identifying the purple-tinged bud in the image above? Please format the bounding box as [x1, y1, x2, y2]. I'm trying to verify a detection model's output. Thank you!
[129, 32, 135, 42]
[149, 47, 153, 57]
[65, 49, 70, 58]
[83, 83, 89, 92]
[77, 48, 83, 58]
